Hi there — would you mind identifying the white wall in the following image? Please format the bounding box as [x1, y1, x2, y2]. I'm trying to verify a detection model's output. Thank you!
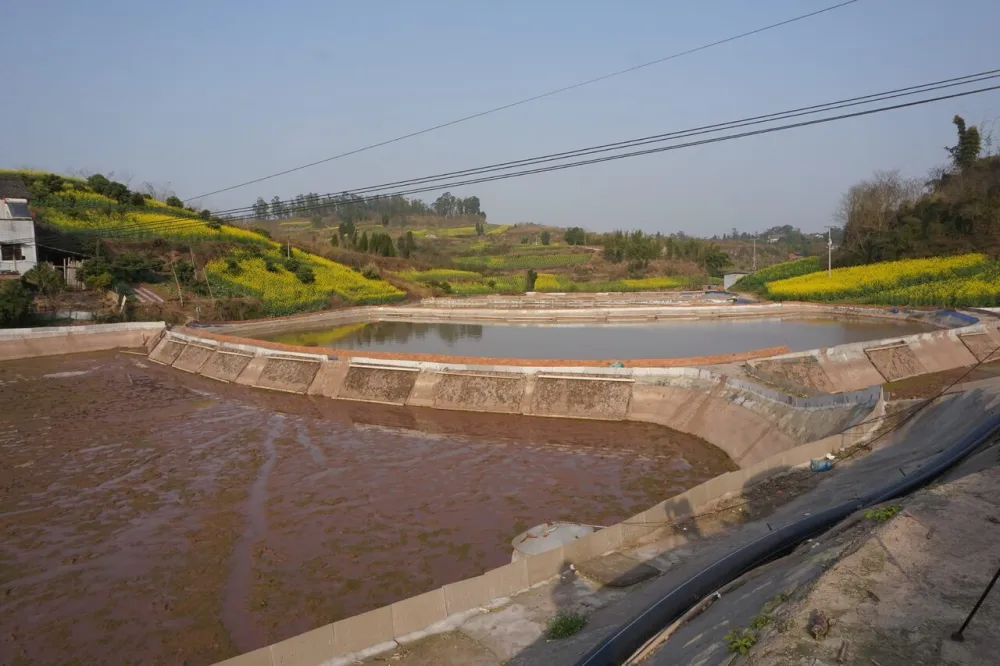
[0, 219, 38, 274]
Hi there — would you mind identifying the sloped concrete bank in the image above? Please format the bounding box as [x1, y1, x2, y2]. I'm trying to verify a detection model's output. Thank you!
[750, 319, 1000, 393]
[151, 329, 879, 468]
[0, 321, 165, 361]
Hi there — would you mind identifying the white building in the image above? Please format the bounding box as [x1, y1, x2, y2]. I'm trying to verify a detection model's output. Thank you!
[0, 177, 37, 275]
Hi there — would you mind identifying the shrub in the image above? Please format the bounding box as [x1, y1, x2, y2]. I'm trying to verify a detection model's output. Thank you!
[294, 264, 316, 284]
[165, 195, 184, 208]
[525, 269, 538, 291]
[361, 264, 381, 280]
[545, 611, 586, 639]
[724, 628, 756, 655]
[173, 259, 196, 285]
[0, 280, 35, 327]
[22, 263, 65, 298]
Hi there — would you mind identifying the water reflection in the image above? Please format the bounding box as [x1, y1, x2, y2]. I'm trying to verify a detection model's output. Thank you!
[263, 317, 938, 360]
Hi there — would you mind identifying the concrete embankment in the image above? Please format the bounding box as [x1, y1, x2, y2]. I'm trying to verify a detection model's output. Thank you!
[150, 329, 879, 468]
[749, 320, 1000, 393]
[0, 321, 165, 361]
[193, 353, 889, 666]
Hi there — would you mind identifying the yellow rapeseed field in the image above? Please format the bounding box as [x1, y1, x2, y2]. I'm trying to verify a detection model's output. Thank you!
[207, 251, 404, 314]
[766, 254, 988, 301]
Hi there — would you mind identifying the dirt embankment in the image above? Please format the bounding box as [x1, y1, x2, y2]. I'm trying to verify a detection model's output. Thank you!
[747, 465, 1000, 665]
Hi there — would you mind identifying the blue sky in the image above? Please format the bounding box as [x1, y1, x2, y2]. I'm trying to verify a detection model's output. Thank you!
[2, 0, 998, 234]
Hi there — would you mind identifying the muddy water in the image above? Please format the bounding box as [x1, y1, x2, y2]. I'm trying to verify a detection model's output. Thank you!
[0, 352, 735, 665]
[261, 317, 938, 359]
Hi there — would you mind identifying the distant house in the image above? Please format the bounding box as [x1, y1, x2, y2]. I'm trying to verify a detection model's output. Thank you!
[0, 177, 37, 275]
[788, 252, 800, 261]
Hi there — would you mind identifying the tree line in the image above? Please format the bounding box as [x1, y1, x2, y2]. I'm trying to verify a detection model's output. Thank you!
[246, 190, 486, 224]
[598, 230, 732, 276]
[836, 115, 1000, 265]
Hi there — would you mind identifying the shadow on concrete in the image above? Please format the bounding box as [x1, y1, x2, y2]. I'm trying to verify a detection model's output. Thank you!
[500, 388, 1000, 665]
[502, 463, 815, 666]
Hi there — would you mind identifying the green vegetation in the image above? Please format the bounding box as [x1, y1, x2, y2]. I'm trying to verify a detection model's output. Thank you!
[454, 253, 590, 270]
[865, 505, 902, 521]
[0, 281, 35, 327]
[837, 116, 1000, 265]
[601, 230, 731, 275]
[564, 227, 587, 245]
[207, 248, 404, 314]
[250, 189, 486, 225]
[733, 257, 823, 294]
[0, 169, 263, 245]
[723, 591, 789, 655]
[400, 269, 484, 283]
[724, 627, 757, 655]
[545, 610, 586, 639]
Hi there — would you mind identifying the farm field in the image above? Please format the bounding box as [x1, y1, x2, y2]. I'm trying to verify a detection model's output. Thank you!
[453, 252, 591, 270]
[753, 253, 1000, 307]
[396, 269, 691, 295]
[206, 248, 404, 314]
[31, 184, 269, 244]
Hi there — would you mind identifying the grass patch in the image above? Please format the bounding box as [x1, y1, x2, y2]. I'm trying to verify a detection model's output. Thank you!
[724, 627, 757, 655]
[545, 610, 586, 639]
[865, 505, 902, 521]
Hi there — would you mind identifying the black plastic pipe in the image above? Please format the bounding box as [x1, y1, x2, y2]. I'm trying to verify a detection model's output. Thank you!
[575, 410, 1000, 666]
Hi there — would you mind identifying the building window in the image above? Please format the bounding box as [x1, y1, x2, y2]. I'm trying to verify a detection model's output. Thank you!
[1, 243, 25, 261]
[3, 201, 31, 218]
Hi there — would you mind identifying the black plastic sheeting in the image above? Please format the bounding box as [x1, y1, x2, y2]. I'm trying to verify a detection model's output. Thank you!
[576, 410, 1000, 666]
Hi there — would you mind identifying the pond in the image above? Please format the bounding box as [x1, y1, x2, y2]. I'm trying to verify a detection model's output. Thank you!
[0, 351, 734, 665]
[259, 317, 938, 359]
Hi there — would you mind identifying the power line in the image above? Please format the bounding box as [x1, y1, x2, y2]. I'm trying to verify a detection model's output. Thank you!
[203, 77, 1000, 221]
[183, 0, 863, 201]
[26, 71, 1000, 240]
[234, 69, 1000, 203]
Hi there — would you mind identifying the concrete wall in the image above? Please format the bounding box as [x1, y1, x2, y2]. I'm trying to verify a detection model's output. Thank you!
[0, 218, 38, 274]
[210, 390, 890, 666]
[151, 330, 881, 468]
[749, 323, 1000, 393]
[0, 321, 165, 361]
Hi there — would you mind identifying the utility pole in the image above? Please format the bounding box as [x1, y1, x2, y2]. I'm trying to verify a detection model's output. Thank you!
[752, 236, 757, 272]
[824, 226, 836, 278]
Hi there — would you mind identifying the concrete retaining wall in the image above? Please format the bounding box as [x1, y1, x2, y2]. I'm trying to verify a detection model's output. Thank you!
[212, 390, 889, 666]
[0, 321, 165, 361]
[149, 330, 881, 468]
[750, 322, 1000, 393]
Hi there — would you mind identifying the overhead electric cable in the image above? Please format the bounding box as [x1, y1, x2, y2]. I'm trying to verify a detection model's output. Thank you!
[183, 0, 864, 201]
[27, 70, 1000, 239]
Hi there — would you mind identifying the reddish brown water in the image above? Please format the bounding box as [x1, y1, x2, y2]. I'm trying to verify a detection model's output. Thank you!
[0, 352, 735, 665]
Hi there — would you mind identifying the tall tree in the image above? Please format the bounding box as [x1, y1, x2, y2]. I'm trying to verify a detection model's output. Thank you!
[836, 170, 922, 264]
[947, 115, 982, 171]
[271, 196, 286, 219]
[252, 197, 270, 219]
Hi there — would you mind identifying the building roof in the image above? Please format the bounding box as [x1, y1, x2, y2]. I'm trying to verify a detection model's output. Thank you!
[0, 177, 32, 200]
